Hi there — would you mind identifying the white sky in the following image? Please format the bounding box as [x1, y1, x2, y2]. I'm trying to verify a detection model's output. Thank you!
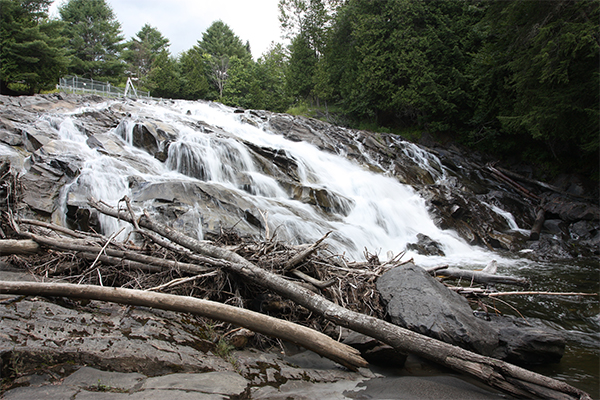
[49, 0, 284, 59]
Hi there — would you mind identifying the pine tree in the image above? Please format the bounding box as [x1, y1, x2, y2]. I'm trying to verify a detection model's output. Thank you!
[123, 24, 170, 88]
[0, 0, 68, 94]
[196, 20, 251, 99]
[59, 0, 125, 82]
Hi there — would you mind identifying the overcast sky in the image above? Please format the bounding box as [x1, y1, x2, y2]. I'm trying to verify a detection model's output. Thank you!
[49, 0, 284, 59]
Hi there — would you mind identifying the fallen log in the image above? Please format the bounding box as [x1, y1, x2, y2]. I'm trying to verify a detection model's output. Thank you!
[0, 239, 40, 255]
[21, 232, 214, 275]
[529, 209, 546, 241]
[432, 267, 530, 287]
[495, 166, 593, 201]
[17, 218, 102, 239]
[447, 286, 598, 298]
[0, 280, 367, 371]
[487, 164, 540, 201]
[284, 231, 331, 270]
[88, 198, 591, 400]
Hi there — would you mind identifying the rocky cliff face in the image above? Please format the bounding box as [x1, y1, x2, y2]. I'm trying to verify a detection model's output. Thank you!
[0, 93, 598, 262]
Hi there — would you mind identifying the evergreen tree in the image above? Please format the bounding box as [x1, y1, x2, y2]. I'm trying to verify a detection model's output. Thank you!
[59, 0, 125, 82]
[286, 33, 318, 101]
[223, 43, 291, 112]
[471, 0, 599, 175]
[196, 20, 251, 99]
[178, 47, 210, 100]
[122, 24, 170, 88]
[278, 0, 342, 55]
[323, 0, 481, 128]
[255, 43, 292, 112]
[146, 50, 180, 99]
[0, 0, 68, 94]
[222, 55, 255, 108]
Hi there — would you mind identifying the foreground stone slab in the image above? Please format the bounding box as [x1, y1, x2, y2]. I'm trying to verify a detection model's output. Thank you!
[141, 371, 248, 396]
[62, 367, 145, 392]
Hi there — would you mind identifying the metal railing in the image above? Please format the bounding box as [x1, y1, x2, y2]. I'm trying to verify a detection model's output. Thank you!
[57, 75, 153, 99]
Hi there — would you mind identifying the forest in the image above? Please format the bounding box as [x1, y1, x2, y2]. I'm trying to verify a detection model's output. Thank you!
[1, 0, 598, 180]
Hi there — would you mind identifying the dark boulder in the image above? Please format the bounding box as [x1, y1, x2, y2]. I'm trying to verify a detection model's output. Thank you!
[486, 315, 565, 365]
[542, 193, 600, 222]
[405, 233, 445, 256]
[377, 263, 499, 356]
[377, 263, 565, 365]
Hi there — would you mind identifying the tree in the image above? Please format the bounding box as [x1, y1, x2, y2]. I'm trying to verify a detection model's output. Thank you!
[176, 47, 210, 100]
[196, 20, 251, 99]
[0, 0, 68, 94]
[122, 24, 170, 88]
[254, 43, 292, 112]
[321, 0, 483, 128]
[59, 0, 125, 81]
[146, 50, 180, 99]
[222, 55, 255, 108]
[223, 43, 292, 112]
[286, 33, 318, 101]
[470, 0, 599, 175]
[278, 0, 343, 55]
[279, 0, 342, 106]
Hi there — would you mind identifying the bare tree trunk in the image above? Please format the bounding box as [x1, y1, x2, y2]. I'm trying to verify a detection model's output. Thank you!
[431, 267, 530, 287]
[529, 209, 546, 241]
[0, 280, 367, 371]
[0, 239, 40, 255]
[24, 232, 214, 275]
[88, 198, 592, 400]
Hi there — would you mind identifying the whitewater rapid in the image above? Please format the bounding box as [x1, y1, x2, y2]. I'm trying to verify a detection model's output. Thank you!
[44, 99, 523, 268]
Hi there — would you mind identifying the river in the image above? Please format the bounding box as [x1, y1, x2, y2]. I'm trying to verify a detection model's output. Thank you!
[2, 95, 597, 397]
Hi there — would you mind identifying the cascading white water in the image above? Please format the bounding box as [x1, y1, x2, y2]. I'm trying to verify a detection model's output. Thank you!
[47, 99, 518, 268]
[165, 101, 500, 267]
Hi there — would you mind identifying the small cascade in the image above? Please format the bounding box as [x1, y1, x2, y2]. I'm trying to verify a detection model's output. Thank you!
[172, 101, 495, 266]
[484, 202, 530, 235]
[394, 137, 447, 183]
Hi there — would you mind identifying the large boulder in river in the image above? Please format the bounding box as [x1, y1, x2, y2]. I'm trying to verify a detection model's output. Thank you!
[377, 263, 566, 365]
[377, 263, 499, 356]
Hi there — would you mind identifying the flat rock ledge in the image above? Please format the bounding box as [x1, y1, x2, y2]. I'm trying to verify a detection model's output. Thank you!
[0, 267, 507, 400]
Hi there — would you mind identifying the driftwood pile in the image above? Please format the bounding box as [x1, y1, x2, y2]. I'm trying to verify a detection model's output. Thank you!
[0, 162, 594, 399]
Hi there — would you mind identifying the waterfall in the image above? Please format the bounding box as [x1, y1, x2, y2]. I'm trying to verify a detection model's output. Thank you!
[48, 99, 509, 267]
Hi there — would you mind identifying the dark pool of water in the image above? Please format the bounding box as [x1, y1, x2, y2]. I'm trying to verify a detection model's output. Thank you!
[495, 258, 599, 398]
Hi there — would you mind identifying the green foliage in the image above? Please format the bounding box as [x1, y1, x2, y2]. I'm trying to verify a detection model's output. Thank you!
[197, 20, 251, 60]
[177, 47, 210, 100]
[223, 43, 292, 112]
[195, 20, 252, 99]
[287, 33, 318, 100]
[278, 0, 342, 54]
[294, 0, 598, 177]
[471, 0, 599, 175]
[122, 24, 170, 89]
[59, 0, 125, 82]
[222, 55, 255, 108]
[254, 43, 293, 112]
[146, 50, 181, 99]
[322, 0, 482, 129]
[0, 0, 68, 94]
